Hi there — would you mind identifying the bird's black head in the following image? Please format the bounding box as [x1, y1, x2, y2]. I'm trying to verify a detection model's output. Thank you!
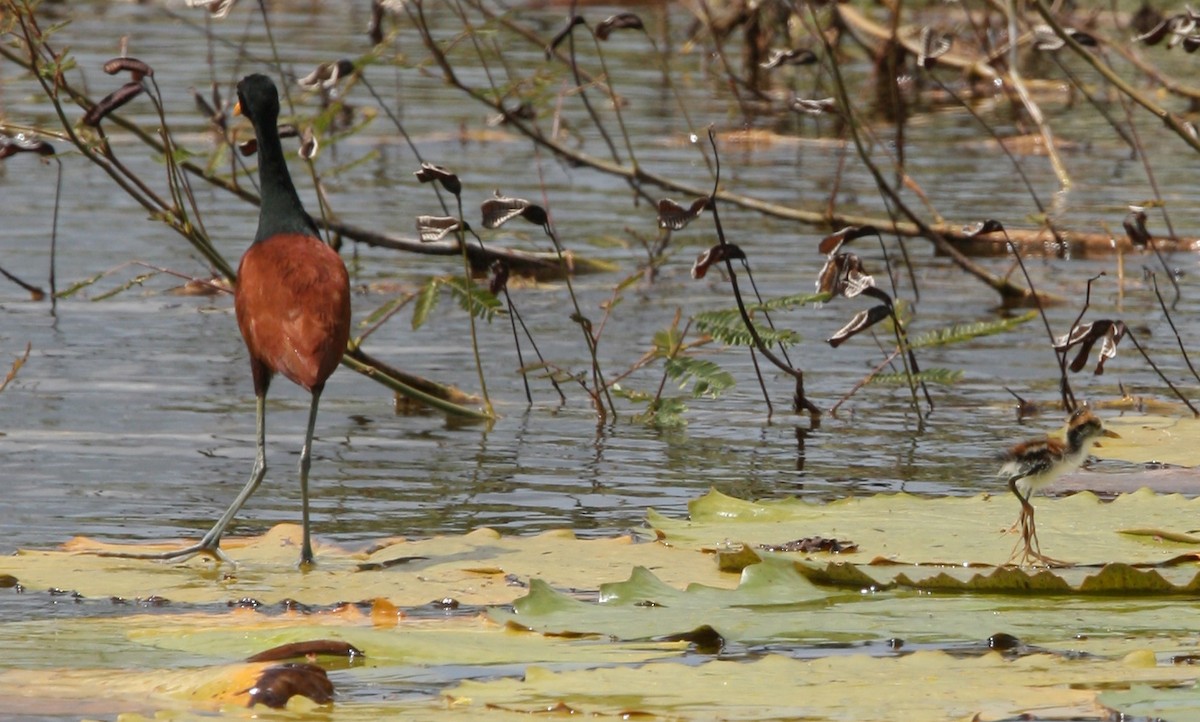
[1066, 407, 1110, 447]
[235, 73, 280, 126]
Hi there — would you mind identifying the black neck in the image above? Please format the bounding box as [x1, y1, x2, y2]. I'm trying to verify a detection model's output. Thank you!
[251, 117, 316, 243]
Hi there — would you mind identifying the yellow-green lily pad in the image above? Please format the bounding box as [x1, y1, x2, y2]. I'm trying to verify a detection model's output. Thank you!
[445, 649, 1200, 721]
[0, 525, 730, 606]
[649, 488, 1200, 569]
[1094, 416, 1200, 467]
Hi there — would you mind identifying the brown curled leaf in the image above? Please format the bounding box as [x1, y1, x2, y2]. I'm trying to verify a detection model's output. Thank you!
[83, 82, 145, 127]
[413, 162, 462, 195]
[917, 26, 952, 68]
[761, 48, 817, 70]
[1055, 320, 1127, 375]
[1123, 207, 1151, 247]
[299, 127, 318, 160]
[790, 97, 836, 115]
[185, 0, 236, 18]
[246, 640, 365, 663]
[691, 243, 746, 279]
[816, 252, 875, 298]
[817, 225, 878, 255]
[656, 197, 708, 230]
[546, 14, 585, 59]
[298, 59, 355, 90]
[595, 12, 643, 40]
[481, 195, 548, 229]
[963, 219, 1005, 237]
[369, 0, 386, 45]
[245, 663, 333, 708]
[0, 133, 55, 160]
[1135, 17, 1172, 46]
[828, 304, 892, 348]
[416, 215, 467, 242]
[102, 57, 154, 81]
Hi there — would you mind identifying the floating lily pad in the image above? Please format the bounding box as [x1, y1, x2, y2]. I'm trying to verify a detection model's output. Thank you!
[493, 559, 1200, 647]
[648, 488, 1200, 571]
[6, 487, 1200, 719]
[444, 649, 1200, 721]
[1093, 416, 1200, 467]
[2, 525, 729, 606]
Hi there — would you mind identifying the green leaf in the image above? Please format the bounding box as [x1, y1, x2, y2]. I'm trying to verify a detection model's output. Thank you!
[411, 277, 441, 330]
[868, 368, 963, 385]
[634, 396, 688, 427]
[664, 356, 735, 398]
[909, 310, 1037, 348]
[748, 291, 831, 312]
[443, 275, 502, 322]
[693, 309, 801, 347]
[651, 326, 682, 356]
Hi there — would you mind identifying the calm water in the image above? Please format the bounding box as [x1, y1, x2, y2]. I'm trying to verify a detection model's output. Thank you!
[2, 1, 1196, 562]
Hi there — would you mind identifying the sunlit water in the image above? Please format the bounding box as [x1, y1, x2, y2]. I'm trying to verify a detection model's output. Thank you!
[2, 2, 1197, 570]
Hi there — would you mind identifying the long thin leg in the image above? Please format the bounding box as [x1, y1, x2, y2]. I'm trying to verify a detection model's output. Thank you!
[1006, 479, 1068, 568]
[99, 394, 268, 563]
[298, 390, 322, 567]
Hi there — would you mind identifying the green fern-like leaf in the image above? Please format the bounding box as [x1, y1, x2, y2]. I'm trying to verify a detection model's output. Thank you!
[664, 356, 735, 398]
[910, 311, 1037, 349]
[613, 386, 688, 427]
[749, 291, 831, 313]
[411, 278, 441, 330]
[635, 396, 688, 428]
[868, 368, 964, 385]
[693, 309, 802, 347]
[443, 276, 503, 322]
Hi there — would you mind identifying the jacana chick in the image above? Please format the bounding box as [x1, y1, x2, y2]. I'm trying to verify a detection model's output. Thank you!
[999, 407, 1117, 567]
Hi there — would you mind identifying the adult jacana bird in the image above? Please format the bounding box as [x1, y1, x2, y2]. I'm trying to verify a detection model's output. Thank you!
[109, 74, 350, 566]
[999, 407, 1117, 568]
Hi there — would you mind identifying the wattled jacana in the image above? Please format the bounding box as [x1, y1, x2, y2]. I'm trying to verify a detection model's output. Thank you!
[108, 73, 350, 566]
[999, 407, 1117, 567]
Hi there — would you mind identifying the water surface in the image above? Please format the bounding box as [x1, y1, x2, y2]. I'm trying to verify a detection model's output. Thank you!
[2, 1, 1195, 562]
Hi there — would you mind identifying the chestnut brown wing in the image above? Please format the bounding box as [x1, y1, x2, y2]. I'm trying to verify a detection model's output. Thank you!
[235, 233, 351, 393]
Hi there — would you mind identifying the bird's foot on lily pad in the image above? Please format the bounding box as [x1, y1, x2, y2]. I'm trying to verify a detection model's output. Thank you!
[93, 537, 235, 565]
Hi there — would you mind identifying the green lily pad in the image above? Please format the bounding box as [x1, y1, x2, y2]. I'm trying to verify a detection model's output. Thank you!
[1, 525, 730, 606]
[1094, 416, 1200, 467]
[444, 649, 1200, 721]
[1100, 683, 1200, 722]
[6, 488, 1200, 719]
[493, 560, 1200, 647]
[649, 488, 1200, 570]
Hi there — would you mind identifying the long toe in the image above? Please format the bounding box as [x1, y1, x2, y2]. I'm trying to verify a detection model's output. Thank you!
[96, 541, 235, 566]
